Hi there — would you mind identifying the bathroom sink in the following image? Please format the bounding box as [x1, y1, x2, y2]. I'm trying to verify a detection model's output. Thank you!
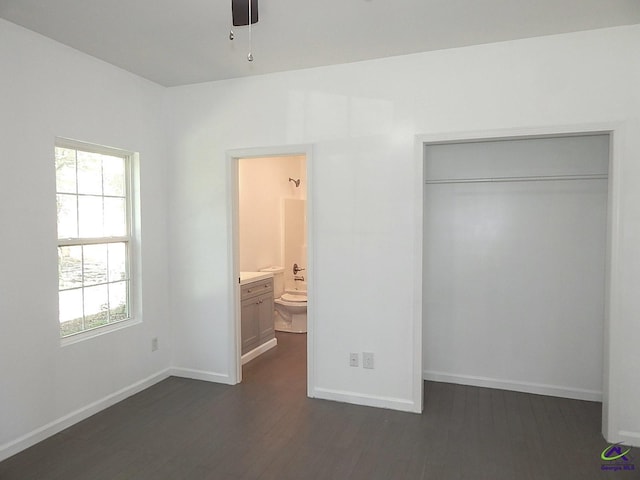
[239, 271, 273, 285]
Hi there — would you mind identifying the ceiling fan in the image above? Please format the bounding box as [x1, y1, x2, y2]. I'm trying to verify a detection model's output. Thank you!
[230, 0, 259, 61]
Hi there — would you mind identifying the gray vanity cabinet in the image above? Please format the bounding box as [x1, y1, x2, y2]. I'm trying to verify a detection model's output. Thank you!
[241, 277, 275, 355]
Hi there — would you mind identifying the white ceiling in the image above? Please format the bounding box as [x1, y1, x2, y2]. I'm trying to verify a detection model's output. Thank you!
[1, 0, 639, 87]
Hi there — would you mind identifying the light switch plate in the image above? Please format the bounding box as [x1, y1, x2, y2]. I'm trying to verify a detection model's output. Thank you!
[349, 353, 359, 367]
[363, 352, 374, 369]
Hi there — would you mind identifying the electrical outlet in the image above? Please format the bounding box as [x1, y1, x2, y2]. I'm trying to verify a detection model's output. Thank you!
[151, 337, 159, 352]
[349, 353, 359, 367]
[363, 352, 374, 369]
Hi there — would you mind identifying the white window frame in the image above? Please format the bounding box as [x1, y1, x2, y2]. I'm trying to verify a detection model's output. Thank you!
[55, 138, 139, 344]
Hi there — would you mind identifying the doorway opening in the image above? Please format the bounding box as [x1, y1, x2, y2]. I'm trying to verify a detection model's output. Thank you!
[420, 130, 615, 439]
[228, 146, 313, 392]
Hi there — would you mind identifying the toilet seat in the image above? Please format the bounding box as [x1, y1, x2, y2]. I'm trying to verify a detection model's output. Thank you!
[280, 293, 307, 302]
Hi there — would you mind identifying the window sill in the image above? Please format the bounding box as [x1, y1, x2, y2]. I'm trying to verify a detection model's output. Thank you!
[60, 318, 142, 347]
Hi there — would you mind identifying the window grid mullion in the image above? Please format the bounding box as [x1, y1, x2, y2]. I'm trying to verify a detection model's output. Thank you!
[74, 192, 126, 199]
[106, 240, 111, 323]
[58, 236, 129, 247]
[81, 244, 86, 332]
[74, 149, 80, 239]
[59, 277, 129, 293]
[101, 156, 105, 239]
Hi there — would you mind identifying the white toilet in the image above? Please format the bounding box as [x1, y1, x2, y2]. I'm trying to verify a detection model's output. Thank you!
[259, 266, 307, 333]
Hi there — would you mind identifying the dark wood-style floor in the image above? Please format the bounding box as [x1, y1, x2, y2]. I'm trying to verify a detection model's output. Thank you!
[0, 333, 623, 479]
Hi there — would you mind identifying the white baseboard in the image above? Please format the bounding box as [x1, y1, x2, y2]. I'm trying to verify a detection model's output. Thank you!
[423, 370, 603, 402]
[241, 338, 278, 365]
[0, 368, 171, 462]
[170, 367, 233, 385]
[312, 387, 420, 413]
[617, 430, 640, 448]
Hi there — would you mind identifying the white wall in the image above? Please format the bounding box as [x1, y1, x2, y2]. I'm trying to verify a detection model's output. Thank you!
[166, 25, 640, 444]
[239, 155, 305, 272]
[0, 19, 170, 460]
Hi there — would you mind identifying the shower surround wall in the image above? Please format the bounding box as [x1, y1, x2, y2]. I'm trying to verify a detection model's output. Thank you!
[239, 155, 306, 272]
[283, 198, 307, 291]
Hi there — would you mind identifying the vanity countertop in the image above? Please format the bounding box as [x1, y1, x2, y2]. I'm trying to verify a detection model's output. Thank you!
[240, 271, 274, 285]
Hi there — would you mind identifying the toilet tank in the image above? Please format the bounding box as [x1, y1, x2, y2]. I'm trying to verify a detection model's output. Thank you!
[259, 266, 285, 297]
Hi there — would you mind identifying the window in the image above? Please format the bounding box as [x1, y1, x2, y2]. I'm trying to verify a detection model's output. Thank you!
[55, 140, 133, 338]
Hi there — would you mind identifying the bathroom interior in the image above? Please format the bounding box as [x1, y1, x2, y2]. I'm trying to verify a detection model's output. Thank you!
[238, 154, 307, 368]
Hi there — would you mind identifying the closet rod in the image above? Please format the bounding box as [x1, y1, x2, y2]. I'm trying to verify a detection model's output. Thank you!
[425, 173, 608, 185]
